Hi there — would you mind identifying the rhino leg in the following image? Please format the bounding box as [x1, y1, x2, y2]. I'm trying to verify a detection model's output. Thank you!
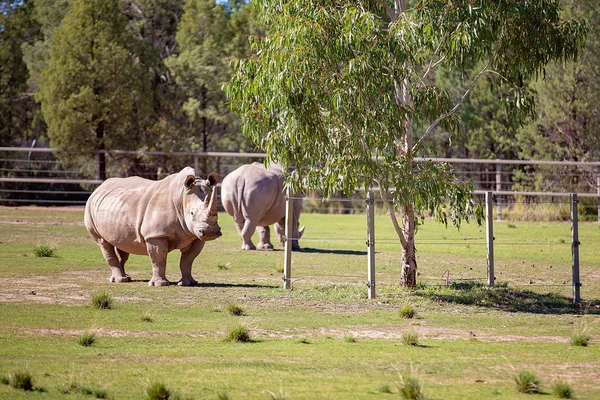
[257, 226, 274, 250]
[146, 239, 170, 286]
[178, 239, 205, 286]
[237, 219, 257, 250]
[98, 241, 131, 283]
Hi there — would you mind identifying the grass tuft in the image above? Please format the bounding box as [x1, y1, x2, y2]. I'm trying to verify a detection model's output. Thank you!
[226, 303, 245, 316]
[571, 332, 590, 347]
[217, 262, 229, 270]
[225, 325, 251, 343]
[33, 243, 56, 257]
[91, 291, 113, 309]
[7, 371, 34, 391]
[216, 393, 230, 400]
[275, 266, 284, 274]
[267, 388, 289, 399]
[296, 338, 311, 344]
[146, 382, 172, 400]
[140, 312, 154, 323]
[552, 380, 573, 399]
[59, 381, 109, 399]
[401, 330, 419, 346]
[399, 305, 416, 319]
[376, 384, 392, 393]
[397, 368, 424, 400]
[78, 331, 97, 347]
[514, 370, 541, 394]
[345, 335, 357, 343]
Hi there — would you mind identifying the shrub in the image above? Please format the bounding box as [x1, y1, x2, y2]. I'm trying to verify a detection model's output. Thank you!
[401, 330, 419, 346]
[92, 291, 113, 309]
[146, 382, 171, 400]
[226, 304, 245, 316]
[78, 331, 97, 347]
[399, 305, 416, 319]
[33, 243, 56, 257]
[552, 380, 573, 399]
[226, 325, 251, 343]
[514, 371, 541, 394]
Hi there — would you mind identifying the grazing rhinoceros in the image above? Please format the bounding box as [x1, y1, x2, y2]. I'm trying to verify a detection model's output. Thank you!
[220, 162, 304, 250]
[84, 167, 221, 286]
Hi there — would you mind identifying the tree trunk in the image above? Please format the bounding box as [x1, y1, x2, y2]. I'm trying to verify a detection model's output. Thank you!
[95, 121, 106, 181]
[400, 203, 417, 287]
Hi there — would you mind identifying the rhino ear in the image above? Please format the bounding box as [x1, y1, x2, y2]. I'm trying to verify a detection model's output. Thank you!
[185, 175, 195, 190]
[207, 172, 218, 187]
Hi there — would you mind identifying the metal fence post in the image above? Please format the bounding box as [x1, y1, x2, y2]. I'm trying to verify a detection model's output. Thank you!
[486, 191, 495, 287]
[571, 193, 581, 304]
[596, 167, 600, 222]
[366, 190, 376, 299]
[283, 185, 293, 290]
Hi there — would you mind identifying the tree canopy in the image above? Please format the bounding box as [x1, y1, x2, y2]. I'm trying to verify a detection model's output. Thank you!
[227, 0, 587, 286]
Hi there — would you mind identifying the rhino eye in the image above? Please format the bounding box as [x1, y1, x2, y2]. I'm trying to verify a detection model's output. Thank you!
[190, 211, 194, 216]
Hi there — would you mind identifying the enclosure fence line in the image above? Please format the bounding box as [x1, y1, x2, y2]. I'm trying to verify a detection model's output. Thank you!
[282, 189, 583, 304]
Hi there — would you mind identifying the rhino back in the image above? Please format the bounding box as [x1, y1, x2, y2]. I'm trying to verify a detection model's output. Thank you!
[85, 172, 190, 255]
[221, 164, 286, 226]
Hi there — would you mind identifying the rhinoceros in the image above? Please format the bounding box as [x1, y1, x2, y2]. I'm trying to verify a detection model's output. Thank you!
[84, 167, 221, 286]
[220, 162, 304, 250]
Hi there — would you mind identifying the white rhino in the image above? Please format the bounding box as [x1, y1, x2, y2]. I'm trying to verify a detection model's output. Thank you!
[84, 167, 221, 286]
[221, 162, 304, 250]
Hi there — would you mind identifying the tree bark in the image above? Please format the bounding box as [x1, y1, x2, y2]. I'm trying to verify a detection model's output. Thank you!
[400, 203, 417, 287]
[95, 121, 106, 181]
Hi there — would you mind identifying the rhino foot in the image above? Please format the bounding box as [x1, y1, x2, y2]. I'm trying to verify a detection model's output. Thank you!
[257, 243, 274, 250]
[148, 278, 170, 286]
[177, 278, 198, 287]
[242, 244, 256, 251]
[109, 275, 131, 283]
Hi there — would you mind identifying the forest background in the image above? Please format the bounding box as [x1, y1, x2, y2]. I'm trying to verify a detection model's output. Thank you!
[0, 0, 599, 185]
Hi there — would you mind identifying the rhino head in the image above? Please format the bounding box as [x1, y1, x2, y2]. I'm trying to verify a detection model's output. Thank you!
[274, 194, 305, 250]
[183, 172, 222, 241]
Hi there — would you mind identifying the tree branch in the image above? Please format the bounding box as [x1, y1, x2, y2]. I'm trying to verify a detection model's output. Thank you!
[413, 59, 492, 153]
[375, 0, 394, 21]
[375, 178, 408, 249]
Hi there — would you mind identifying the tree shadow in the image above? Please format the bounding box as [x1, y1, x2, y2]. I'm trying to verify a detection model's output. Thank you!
[298, 247, 367, 256]
[415, 282, 600, 315]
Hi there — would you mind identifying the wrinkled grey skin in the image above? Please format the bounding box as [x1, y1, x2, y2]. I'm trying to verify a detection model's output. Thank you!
[221, 162, 304, 250]
[84, 167, 221, 286]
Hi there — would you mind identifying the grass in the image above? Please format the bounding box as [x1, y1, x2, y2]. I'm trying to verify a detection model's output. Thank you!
[78, 331, 97, 347]
[91, 291, 113, 309]
[59, 381, 109, 399]
[4, 371, 34, 391]
[226, 303, 245, 316]
[514, 371, 541, 394]
[398, 368, 424, 400]
[345, 335, 357, 343]
[146, 382, 172, 400]
[33, 242, 56, 257]
[401, 330, 420, 346]
[552, 380, 574, 399]
[399, 304, 416, 319]
[571, 333, 591, 347]
[1, 208, 600, 399]
[225, 325, 251, 343]
[140, 311, 154, 322]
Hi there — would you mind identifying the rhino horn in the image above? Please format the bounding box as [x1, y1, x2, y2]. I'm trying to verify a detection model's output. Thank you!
[208, 189, 218, 215]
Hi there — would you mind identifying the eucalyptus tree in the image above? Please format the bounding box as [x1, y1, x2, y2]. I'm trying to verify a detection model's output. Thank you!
[227, 0, 586, 286]
[37, 0, 152, 180]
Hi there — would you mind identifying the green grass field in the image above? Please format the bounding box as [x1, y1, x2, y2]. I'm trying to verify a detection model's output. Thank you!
[0, 206, 599, 399]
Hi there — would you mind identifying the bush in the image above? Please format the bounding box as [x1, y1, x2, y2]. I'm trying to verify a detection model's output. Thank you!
[78, 331, 97, 347]
[399, 305, 416, 319]
[33, 243, 56, 257]
[514, 371, 541, 394]
[92, 291, 113, 309]
[226, 325, 251, 343]
[146, 382, 172, 400]
[226, 304, 245, 316]
[552, 380, 574, 399]
[401, 330, 419, 346]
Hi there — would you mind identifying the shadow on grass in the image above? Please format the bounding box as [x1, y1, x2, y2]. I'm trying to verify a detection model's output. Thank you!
[298, 247, 367, 256]
[133, 280, 277, 289]
[415, 282, 600, 315]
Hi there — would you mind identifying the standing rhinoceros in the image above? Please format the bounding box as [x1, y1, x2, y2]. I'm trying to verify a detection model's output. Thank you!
[84, 167, 221, 286]
[220, 162, 304, 250]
